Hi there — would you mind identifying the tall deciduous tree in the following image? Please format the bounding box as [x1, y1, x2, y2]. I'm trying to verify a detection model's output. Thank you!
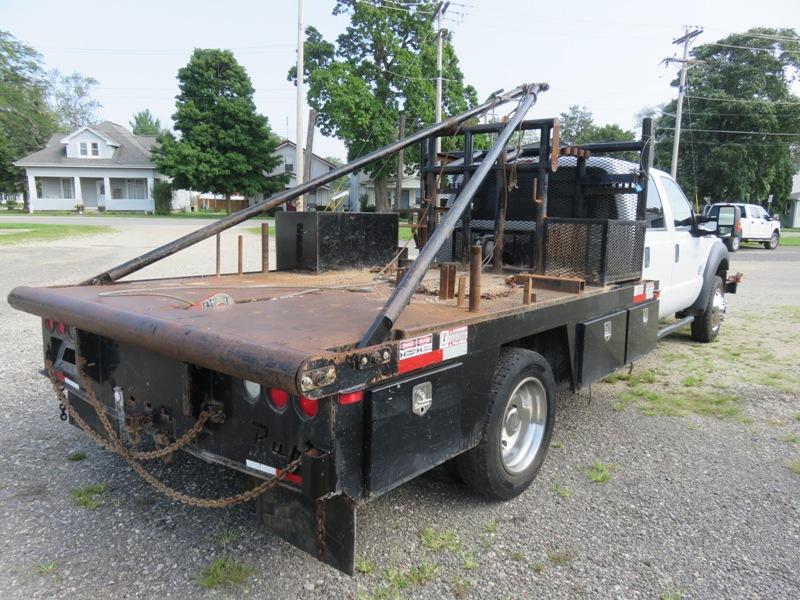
[0, 30, 57, 196]
[154, 49, 285, 214]
[655, 28, 800, 211]
[46, 69, 101, 131]
[558, 105, 635, 145]
[129, 109, 163, 135]
[289, 1, 478, 212]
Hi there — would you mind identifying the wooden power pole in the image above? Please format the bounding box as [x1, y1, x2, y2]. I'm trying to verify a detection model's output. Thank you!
[394, 113, 405, 212]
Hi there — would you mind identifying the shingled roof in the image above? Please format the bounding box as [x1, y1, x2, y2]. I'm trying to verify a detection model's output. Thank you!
[15, 121, 156, 168]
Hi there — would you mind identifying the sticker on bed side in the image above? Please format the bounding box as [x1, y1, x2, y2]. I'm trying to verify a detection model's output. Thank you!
[399, 334, 434, 360]
[439, 326, 468, 359]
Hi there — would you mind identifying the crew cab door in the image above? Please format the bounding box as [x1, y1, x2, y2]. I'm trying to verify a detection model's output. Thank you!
[748, 205, 770, 239]
[647, 173, 705, 318]
[642, 177, 674, 318]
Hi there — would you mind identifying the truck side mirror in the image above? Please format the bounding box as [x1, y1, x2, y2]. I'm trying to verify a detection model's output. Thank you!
[715, 206, 736, 238]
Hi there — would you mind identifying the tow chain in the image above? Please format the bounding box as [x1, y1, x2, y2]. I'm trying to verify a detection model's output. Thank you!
[44, 358, 301, 508]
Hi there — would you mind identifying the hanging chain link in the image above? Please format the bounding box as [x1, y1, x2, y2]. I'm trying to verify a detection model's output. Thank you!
[44, 358, 301, 508]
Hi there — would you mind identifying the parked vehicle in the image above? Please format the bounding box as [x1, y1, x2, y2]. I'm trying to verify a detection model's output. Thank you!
[7, 84, 739, 574]
[703, 202, 780, 251]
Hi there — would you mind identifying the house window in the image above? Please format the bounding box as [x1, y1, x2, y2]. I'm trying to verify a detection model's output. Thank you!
[61, 178, 74, 199]
[284, 163, 294, 173]
[125, 179, 146, 199]
[79, 142, 88, 156]
[91, 142, 99, 156]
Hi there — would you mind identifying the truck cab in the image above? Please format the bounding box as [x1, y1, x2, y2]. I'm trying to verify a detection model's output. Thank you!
[643, 169, 731, 338]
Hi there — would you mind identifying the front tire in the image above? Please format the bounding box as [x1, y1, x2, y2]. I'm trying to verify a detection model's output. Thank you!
[690, 275, 726, 343]
[456, 348, 555, 500]
[764, 231, 779, 250]
[725, 236, 740, 252]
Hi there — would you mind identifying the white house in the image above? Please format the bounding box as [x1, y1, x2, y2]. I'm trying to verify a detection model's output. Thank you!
[787, 171, 800, 228]
[354, 171, 422, 211]
[270, 140, 337, 209]
[15, 121, 161, 212]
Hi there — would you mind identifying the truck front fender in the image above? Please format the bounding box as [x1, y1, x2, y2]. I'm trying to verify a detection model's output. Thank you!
[687, 242, 729, 314]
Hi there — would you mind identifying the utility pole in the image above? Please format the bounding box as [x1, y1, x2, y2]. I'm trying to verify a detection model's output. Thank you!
[295, 0, 306, 210]
[665, 26, 703, 179]
[395, 112, 405, 212]
[434, 1, 449, 156]
[303, 108, 316, 207]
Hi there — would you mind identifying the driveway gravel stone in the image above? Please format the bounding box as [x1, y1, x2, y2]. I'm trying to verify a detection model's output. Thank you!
[0, 225, 798, 599]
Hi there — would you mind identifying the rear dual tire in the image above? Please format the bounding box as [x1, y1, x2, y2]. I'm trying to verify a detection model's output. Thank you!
[456, 348, 555, 500]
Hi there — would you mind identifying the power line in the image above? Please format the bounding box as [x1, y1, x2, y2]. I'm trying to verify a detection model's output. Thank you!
[708, 42, 800, 54]
[685, 95, 800, 105]
[658, 127, 800, 137]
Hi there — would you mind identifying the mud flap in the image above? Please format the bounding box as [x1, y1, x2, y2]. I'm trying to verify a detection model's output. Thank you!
[255, 487, 356, 575]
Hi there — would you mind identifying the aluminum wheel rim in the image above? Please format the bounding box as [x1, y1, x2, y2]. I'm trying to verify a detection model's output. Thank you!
[500, 377, 547, 475]
[711, 287, 727, 333]
[770, 233, 778, 249]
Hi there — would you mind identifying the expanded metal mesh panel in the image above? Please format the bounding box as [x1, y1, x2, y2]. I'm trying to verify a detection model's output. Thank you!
[605, 221, 646, 283]
[543, 220, 604, 282]
[543, 218, 645, 285]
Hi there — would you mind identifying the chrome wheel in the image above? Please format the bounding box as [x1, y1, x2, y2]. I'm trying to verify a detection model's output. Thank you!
[500, 377, 547, 474]
[769, 232, 779, 249]
[710, 287, 727, 334]
[730, 237, 740, 251]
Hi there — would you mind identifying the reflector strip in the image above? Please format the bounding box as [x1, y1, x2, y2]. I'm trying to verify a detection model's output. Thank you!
[245, 459, 302, 484]
[399, 348, 443, 374]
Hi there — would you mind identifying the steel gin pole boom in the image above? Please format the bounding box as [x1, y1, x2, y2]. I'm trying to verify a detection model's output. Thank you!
[358, 83, 547, 348]
[83, 86, 532, 286]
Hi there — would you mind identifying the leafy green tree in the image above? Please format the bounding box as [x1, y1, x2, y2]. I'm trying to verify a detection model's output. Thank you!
[289, 1, 478, 212]
[559, 105, 595, 145]
[655, 28, 800, 211]
[0, 30, 58, 198]
[129, 109, 163, 135]
[46, 69, 101, 131]
[558, 105, 634, 145]
[154, 49, 286, 214]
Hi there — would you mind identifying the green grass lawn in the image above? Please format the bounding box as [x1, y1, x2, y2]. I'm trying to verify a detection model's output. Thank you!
[0, 222, 111, 245]
[2, 209, 274, 220]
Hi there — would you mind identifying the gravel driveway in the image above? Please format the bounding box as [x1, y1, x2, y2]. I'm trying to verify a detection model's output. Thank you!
[1, 225, 798, 600]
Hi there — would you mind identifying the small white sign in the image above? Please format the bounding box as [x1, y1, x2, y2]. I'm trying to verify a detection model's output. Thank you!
[440, 326, 468, 359]
[399, 334, 434, 360]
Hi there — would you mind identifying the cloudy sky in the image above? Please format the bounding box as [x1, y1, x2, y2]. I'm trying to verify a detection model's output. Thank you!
[2, 0, 797, 158]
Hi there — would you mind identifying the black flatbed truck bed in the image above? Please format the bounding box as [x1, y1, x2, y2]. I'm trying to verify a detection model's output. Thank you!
[8, 84, 665, 573]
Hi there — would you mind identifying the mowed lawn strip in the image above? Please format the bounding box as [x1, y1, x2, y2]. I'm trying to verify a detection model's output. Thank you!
[0, 222, 111, 245]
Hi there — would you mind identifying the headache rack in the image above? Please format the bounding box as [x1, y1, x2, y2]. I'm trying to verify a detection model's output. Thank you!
[416, 121, 653, 286]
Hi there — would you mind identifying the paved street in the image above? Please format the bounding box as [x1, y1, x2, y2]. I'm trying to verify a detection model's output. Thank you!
[0, 224, 798, 599]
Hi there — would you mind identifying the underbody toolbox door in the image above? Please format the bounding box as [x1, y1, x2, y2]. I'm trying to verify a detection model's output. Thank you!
[576, 310, 627, 387]
[625, 300, 659, 364]
[366, 362, 463, 497]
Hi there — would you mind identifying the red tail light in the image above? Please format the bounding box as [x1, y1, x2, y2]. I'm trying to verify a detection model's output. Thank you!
[338, 390, 364, 405]
[45, 319, 55, 332]
[736, 221, 742, 232]
[298, 395, 319, 418]
[267, 388, 289, 411]
[56, 322, 67, 335]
